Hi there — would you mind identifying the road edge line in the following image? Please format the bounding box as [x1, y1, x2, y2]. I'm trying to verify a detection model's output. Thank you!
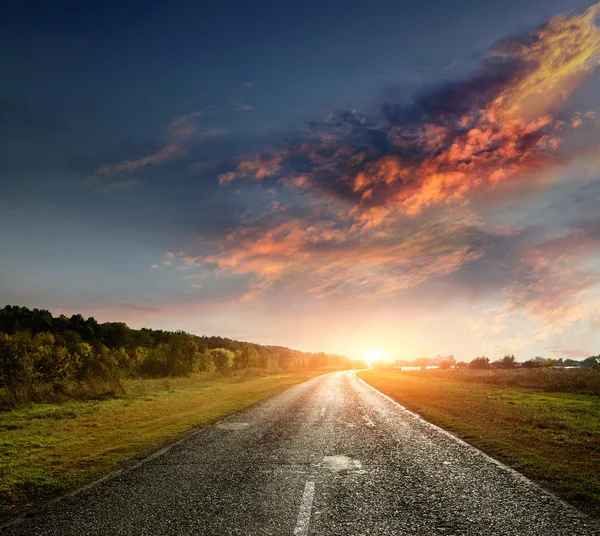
[353, 372, 595, 520]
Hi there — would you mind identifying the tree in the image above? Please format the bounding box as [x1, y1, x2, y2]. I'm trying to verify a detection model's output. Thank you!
[100, 322, 133, 349]
[58, 330, 82, 354]
[582, 355, 600, 369]
[245, 346, 261, 368]
[198, 350, 216, 373]
[210, 348, 235, 373]
[308, 352, 328, 369]
[140, 343, 170, 377]
[33, 335, 78, 382]
[499, 354, 516, 369]
[0, 303, 353, 385]
[74, 342, 95, 379]
[469, 357, 490, 370]
[0, 332, 35, 384]
[180, 336, 201, 375]
[53, 314, 70, 333]
[259, 348, 274, 369]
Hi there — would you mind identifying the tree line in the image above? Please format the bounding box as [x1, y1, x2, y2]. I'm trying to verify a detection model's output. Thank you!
[387, 353, 600, 370]
[0, 305, 363, 386]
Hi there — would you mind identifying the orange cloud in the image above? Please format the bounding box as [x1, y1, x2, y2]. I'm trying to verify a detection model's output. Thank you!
[163, 4, 600, 315]
[493, 2, 600, 120]
[197, 218, 486, 300]
[221, 4, 599, 221]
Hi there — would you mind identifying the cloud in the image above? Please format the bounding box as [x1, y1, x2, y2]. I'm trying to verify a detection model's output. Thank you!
[85, 111, 223, 190]
[197, 125, 226, 137]
[151, 252, 176, 268]
[160, 4, 600, 327]
[504, 220, 600, 323]
[185, 283, 204, 293]
[88, 112, 206, 178]
[221, 3, 600, 220]
[183, 215, 489, 300]
[233, 98, 255, 112]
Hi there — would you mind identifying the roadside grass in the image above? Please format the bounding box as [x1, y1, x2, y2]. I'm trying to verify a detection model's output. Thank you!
[358, 369, 600, 520]
[0, 368, 286, 410]
[422, 367, 600, 395]
[0, 370, 323, 522]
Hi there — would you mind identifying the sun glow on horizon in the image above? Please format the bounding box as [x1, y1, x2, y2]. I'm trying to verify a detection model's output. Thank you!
[360, 348, 390, 365]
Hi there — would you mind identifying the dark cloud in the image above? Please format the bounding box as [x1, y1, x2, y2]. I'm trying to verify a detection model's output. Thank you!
[154, 4, 600, 322]
[381, 57, 521, 125]
[221, 4, 599, 219]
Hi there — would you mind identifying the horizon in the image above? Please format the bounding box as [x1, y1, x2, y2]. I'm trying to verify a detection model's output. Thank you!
[2, 1, 600, 362]
[0, 303, 595, 365]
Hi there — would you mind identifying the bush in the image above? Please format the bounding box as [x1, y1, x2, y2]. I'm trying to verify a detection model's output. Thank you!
[209, 348, 235, 373]
[414, 367, 600, 395]
[469, 356, 490, 370]
[0, 304, 356, 403]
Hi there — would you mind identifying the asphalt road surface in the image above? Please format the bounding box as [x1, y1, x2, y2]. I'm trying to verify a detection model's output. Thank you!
[3, 371, 597, 535]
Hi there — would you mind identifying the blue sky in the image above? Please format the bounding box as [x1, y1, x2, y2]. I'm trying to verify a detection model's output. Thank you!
[2, 0, 600, 361]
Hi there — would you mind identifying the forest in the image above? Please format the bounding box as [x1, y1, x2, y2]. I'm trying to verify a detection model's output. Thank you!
[0, 305, 362, 387]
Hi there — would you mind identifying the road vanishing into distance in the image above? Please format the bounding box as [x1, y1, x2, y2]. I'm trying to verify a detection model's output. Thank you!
[2, 371, 597, 535]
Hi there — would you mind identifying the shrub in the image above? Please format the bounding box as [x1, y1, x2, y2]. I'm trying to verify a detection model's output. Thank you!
[469, 356, 490, 370]
[209, 348, 235, 373]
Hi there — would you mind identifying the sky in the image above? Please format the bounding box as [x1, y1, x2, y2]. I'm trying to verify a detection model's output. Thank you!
[2, 0, 600, 362]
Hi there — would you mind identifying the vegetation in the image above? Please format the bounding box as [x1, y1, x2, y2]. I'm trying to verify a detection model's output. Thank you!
[381, 353, 600, 371]
[359, 368, 600, 519]
[0, 371, 322, 521]
[411, 367, 600, 395]
[0, 305, 363, 409]
[0, 304, 364, 519]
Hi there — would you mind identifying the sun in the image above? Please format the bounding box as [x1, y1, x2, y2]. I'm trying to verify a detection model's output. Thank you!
[360, 348, 388, 366]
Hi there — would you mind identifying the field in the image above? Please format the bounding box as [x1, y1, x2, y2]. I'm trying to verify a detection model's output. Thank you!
[358, 368, 600, 519]
[0, 370, 323, 522]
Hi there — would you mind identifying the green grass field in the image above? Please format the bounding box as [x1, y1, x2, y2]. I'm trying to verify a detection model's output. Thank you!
[359, 369, 600, 519]
[0, 371, 323, 522]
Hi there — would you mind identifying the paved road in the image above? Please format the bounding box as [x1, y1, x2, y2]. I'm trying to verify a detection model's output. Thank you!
[3, 371, 597, 535]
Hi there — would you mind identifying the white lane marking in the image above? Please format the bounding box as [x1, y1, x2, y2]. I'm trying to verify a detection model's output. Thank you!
[321, 455, 363, 473]
[293, 480, 315, 535]
[320, 406, 326, 418]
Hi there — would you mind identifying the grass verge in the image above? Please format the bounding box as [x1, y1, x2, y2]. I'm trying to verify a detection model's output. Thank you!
[358, 369, 600, 520]
[0, 370, 323, 522]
